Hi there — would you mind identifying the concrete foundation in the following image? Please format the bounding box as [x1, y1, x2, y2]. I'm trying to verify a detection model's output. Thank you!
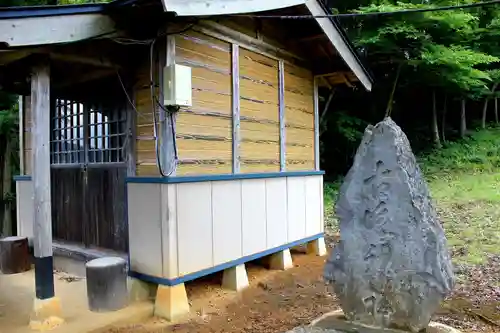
[222, 264, 249, 291]
[128, 277, 155, 302]
[269, 249, 293, 270]
[154, 284, 190, 322]
[306, 237, 327, 256]
[309, 310, 462, 333]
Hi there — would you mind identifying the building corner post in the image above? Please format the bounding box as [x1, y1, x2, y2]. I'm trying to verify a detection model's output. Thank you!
[29, 58, 64, 331]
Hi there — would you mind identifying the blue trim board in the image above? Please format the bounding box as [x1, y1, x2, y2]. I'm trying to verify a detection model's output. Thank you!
[13, 175, 31, 181]
[128, 232, 324, 287]
[15, 171, 325, 184]
[127, 170, 325, 184]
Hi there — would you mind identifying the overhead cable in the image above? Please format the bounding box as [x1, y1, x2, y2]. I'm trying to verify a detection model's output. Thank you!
[230, 0, 500, 19]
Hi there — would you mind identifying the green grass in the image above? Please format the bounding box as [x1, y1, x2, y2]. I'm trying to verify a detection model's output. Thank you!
[324, 127, 500, 265]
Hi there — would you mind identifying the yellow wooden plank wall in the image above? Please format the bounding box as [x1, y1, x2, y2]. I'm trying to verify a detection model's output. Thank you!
[239, 48, 280, 173]
[175, 31, 232, 176]
[133, 30, 316, 177]
[135, 62, 162, 176]
[284, 63, 315, 171]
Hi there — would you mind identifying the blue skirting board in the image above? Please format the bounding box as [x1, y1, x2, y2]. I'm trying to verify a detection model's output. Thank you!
[15, 171, 325, 183]
[129, 232, 324, 286]
[126, 170, 325, 184]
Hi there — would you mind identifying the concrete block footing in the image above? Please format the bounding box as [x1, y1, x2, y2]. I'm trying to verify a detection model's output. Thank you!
[306, 237, 327, 257]
[222, 264, 249, 291]
[29, 297, 64, 331]
[269, 249, 293, 270]
[128, 277, 156, 302]
[154, 284, 190, 322]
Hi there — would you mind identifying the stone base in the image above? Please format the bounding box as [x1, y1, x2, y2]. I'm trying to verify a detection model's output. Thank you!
[128, 277, 156, 302]
[269, 249, 293, 270]
[29, 297, 64, 331]
[306, 237, 327, 256]
[154, 284, 190, 322]
[308, 310, 461, 333]
[222, 264, 249, 291]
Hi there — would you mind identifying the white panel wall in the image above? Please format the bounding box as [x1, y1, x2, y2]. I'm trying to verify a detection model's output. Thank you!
[265, 178, 288, 249]
[176, 182, 213, 276]
[16, 180, 34, 243]
[241, 179, 267, 256]
[305, 175, 323, 236]
[212, 181, 242, 266]
[127, 174, 324, 280]
[161, 184, 179, 278]
[287, 177, 306, 242]
[127, 183, 163, 277]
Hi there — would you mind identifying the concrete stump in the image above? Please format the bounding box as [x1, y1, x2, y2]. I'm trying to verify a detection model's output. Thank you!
[86, 257, 128, 312]
[0, 236, 31, 274]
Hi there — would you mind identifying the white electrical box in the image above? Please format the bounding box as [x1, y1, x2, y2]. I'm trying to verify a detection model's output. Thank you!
[163, 64, 192, 107]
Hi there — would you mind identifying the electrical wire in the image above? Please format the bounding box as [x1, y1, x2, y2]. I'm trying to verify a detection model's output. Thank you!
[110, 22, 197, 177]
[113, 24, 196, 176]
[230, 0, 500, 19]
[149, 37, 168, 177]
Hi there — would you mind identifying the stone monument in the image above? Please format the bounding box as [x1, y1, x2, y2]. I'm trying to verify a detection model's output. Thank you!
[288, 118, 457, 333]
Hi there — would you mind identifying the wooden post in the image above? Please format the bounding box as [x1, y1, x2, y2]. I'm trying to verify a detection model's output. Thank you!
[278, 60, 286, 171]
[30, 60, 63, 330]
[313, 77, 320, 171]
[18, 96, 25, 175]
[164, 35, 177, 176]
[231, 44, 241, 173]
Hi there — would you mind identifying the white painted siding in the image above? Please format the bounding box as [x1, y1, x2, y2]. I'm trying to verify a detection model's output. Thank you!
[176, 182, 213, 276]
[265, 178, 288, 249]
[241, 179, 267, 256]
[117, 174, 324, 280]
[16, 181, 34, 243]
[212, 181, 243, 266]
[127, 183, 163, 277]
[161, 184, 179, 278]
[287, 177, 306, 243]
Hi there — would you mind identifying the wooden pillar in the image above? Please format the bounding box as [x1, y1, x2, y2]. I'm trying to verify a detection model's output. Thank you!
[278, 60, 286, 171]
[313, 77, 320, 171]
[164, 35, 177, 176]
[30, 60, 63, 330]
[231, 43, 240, 173]
[18, 96, 25, 175]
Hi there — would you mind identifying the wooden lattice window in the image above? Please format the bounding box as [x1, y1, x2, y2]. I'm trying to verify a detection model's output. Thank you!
[50, 99, 128, 166]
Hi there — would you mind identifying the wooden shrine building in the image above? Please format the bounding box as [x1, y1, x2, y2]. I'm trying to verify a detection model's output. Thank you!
[0, 0, 373, 326]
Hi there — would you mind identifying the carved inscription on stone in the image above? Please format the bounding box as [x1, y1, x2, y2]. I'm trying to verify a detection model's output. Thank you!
[324, 118, 454, 332]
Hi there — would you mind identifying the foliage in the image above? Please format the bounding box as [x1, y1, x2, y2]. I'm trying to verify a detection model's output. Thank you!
[420, 126, 500, 175]
[324, 126, 500, 265]
[317, 0, 500, 178]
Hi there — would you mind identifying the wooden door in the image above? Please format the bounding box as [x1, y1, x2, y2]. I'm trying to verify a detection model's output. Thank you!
[51, 167, 128, 252]
[50, 98, 129, 253]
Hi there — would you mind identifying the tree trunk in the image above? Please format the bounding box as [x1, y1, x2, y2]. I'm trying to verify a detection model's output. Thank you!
[481, 98, 489, 129]
[460, 99, 467, 138]
[385, 64, 402, 118]
[482, 83, 498, 128]
[441, 95, 447, 143]
[495, 97, 499, 124]
[431, 90, 441, 148]
[2, 138, 12, 236]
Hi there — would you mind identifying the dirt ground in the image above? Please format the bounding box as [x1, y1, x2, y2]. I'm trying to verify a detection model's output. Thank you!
[104, 234, 500, 333]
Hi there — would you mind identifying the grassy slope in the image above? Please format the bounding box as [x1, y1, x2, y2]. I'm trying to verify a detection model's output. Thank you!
[324, 127, 500, 265]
